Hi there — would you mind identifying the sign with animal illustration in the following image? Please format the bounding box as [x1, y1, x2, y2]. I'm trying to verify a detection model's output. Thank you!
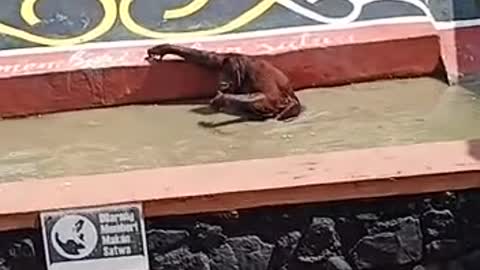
[40, 203, 149, 270]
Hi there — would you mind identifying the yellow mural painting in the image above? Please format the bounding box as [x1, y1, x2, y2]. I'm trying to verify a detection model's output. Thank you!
[119, 0, 276, 39]
[0, 0, 434, 47]
[3, 0, 117, 46]
[163, 0, 209, 20]
[0, 0, 278, 47]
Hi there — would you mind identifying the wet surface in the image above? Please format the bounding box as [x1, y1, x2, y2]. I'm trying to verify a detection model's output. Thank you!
[1, 77, 480, 182]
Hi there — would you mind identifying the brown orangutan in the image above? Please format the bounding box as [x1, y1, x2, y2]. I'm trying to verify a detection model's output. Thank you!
[145, 43, 303, 122]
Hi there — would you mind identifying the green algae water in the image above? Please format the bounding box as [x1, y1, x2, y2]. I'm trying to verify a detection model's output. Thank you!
[1, 77, 480, 182]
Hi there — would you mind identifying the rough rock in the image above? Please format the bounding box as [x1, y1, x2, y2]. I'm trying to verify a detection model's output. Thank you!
[457, 192, 480, 249]
[267, 231, 302, 270]
[147, 229, 189, 253]
[441, 260, 466, 270]
[425, 239, 462, 260]
[294, 217, 342, 265]
[351, 217, 422, 269]
[416, 260, 465, 270]
[151, 247, 210, 270]
[208, 244, 239, 270]
[324, 256, 353, 270]
[423, 192, 457, 212]
[355, 213, 380, 222]
[351, 232, 404, 269]
[335, 216, 368, 254]
[459, 250, 480, 270]
[4, 238, 38, 270]
[190, 223, 227, 252]
[227, 236, 274, 270]
[421, 209, 456, 242]
[0, 258, 9, 270]
[7, 238, 35, 258]
[447, 260, 465, 270]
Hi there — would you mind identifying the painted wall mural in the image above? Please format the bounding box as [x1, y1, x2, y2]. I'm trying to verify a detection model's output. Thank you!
[0, 0, 479, 50]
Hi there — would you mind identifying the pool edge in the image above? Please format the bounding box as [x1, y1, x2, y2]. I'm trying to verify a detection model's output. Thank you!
[1, 139, 479, 232]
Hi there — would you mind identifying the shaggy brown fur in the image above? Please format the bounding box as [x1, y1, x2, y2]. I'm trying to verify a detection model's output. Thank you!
[146, 44, 303, 121]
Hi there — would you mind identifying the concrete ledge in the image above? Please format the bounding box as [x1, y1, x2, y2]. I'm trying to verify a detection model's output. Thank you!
[0, 27, 442, 118]
[436, 26, 480, 84]
[1, 139, 480, 232]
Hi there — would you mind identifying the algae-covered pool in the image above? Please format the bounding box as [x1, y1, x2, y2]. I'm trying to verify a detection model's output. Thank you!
[1, 77, 480, 182]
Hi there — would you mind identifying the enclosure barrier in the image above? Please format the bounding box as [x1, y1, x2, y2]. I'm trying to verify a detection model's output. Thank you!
[1, 139, 479, 233]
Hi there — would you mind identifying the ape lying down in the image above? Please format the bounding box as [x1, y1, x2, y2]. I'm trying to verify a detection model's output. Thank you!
[145, 44, 303, 121]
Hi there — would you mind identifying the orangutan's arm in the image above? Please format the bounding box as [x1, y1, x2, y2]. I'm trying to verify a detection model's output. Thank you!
[146, 44, 225, 68]
[275, 85, 302, 121]
[249, 66, 302, 121]
[210, 92, 276, 119]
[275, 100, 302, 121]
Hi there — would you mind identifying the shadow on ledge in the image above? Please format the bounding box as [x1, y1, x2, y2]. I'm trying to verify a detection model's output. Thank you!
[467, 139, 480, 161]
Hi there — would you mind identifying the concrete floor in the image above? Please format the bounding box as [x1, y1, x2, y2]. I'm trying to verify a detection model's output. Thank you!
[1, 77, 480, 182]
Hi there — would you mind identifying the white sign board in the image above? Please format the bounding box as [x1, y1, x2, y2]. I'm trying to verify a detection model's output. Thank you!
[40, 203, 149, 270]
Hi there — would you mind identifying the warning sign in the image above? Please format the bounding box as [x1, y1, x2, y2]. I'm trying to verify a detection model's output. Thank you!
[40, 203, 149, 270]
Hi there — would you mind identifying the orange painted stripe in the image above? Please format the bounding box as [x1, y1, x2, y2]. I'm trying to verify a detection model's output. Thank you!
[0, 139, 479, 232]
[0, 22, 436, 79]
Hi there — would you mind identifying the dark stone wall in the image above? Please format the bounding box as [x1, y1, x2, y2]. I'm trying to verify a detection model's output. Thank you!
[5, 188, 480, 270]
[0, 229, 44, 270]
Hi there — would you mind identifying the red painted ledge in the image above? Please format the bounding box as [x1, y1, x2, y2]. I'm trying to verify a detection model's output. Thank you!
[0, 139, 480, 232]
[0, 32, 442, 118]
[441, 26, 480, 82]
